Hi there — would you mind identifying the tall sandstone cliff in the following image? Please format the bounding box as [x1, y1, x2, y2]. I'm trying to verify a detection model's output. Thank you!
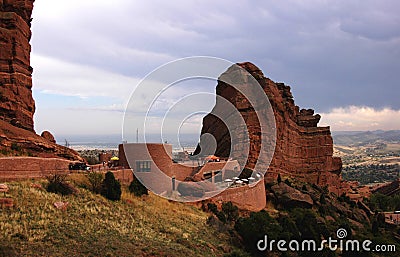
[0, 0, 35, 131]
[196, 62, 345, 194]
[0, 0, 82, 161]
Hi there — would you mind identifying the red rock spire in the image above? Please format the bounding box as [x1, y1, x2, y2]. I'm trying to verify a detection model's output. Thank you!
[0, 0, 35, 131]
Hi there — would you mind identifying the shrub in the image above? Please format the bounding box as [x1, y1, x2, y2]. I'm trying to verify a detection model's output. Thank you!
[129, 177, 148, 197]
[207, 202, 218, 215]
[320, 193, 327, 205]
[235, 210, 282, 254]
[86, 171, 104, 194]
[215, 211, 227, 223]
[46, 174, 76, 196]
[0, 148, 11, 156]
[277, 215, 300, 241]
[277, 173, 282, 183]
[318, 205, 328, 216]
[101, 171, 121, 201]
[290, 208, 320, 241]
[211, 202, 239, 224]
[368, 193, 400, 212]
[85, 156, 99, 165]
[372, 219, 380, 236]
[222, 202, 239, 222]
[11, 143, 21, 152]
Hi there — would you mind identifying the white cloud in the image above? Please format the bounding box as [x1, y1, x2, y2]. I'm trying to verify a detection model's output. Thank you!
[28, 0, 400, 136]
[34, 107, 124, 136]
[320, 106, 400, 131]
[32, 54, 140, 99]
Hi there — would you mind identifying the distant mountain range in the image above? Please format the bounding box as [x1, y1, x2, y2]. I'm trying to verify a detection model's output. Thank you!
[332, 130, 400, 146]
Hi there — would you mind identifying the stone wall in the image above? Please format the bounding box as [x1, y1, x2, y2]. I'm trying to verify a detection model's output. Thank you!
[0, 156, 71, 181]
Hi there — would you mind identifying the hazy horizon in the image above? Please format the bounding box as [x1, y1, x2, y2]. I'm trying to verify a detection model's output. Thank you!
[56, 129, 400, 148]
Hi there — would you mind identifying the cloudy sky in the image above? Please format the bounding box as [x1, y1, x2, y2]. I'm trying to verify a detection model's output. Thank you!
[30, 0, 400, 139]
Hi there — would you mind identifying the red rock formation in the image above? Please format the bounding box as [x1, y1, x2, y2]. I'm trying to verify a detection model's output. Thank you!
[0, 0, 35, 131]
[41, 130, 56, 143]
[0, 119, 83, 160]
[0, 1, 82, 161]
[195, 62, 344, 194]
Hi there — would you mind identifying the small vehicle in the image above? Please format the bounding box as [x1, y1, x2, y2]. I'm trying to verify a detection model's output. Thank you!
[69, 162, 89, 171]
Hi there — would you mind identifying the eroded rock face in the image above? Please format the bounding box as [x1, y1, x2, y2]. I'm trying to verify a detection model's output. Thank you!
[271, 183, 314, 209]
[0, 119, 84, 160]
[0, 1, 82, 161]
[0, 0, 35, 131]
[195, 62, 344, 194]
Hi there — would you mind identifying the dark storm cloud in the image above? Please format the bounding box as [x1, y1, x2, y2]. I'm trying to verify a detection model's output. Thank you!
[32, 0, 400, 112]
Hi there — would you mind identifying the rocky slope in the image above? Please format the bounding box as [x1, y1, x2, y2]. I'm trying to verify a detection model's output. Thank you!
[195, 62, 345, 194]
[0, 119, 83, 160]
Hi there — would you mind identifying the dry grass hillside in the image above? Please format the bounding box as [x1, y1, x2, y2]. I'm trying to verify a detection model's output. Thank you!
[0, 177, 245, 257]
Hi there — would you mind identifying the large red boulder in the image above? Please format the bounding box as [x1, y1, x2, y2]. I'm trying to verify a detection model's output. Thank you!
[195, 62, 344, 194]
[41, 131, 56, 144]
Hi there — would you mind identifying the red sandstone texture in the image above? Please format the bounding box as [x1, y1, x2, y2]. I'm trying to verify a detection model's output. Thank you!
[40, 130, 56, 143]
[0, 0, 35, 131]
[0, 1, 81, 161]
[195, 62, 345, 194]
[0, 156, 72, 181]
[0, 119, 83, 160]
[211, 180, 266, 212]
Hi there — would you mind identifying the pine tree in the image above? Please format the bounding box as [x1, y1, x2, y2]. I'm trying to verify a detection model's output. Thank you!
[101, 171, 121, 201]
